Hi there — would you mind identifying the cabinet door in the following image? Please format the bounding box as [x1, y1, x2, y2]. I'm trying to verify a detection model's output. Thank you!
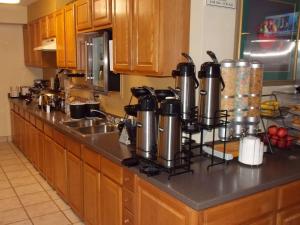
[54, 143, 68, 200]
[112, 0, 132, 71]
[56, 9, 66, 68]
[83, 163, 100, 225]
[48, 13, 56, 38]
[31, 126, 39, 168]
[100, 174, 122, 225]
[93, 0, 112, 27]
[137, 179, 198, 225]
[277, 204, 300, 225]
[76, 0, 92, 31]
[10, 111, 15, 145]
[247, 215, 275, 225]
[132, 0, 159, 73]
[23, 25, 31, 66]
[24, 121, 30, 157]
[40, 17, 48, 40]
[44, 136, 55, 186]
[33, 20, 43, 67]
[37, 130, 45, 175]
[67, 152, 83, 218]
[65, 4, 77, 68]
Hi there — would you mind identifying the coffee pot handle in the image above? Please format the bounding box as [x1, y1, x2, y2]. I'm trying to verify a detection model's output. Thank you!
[220, 75, 225, 91]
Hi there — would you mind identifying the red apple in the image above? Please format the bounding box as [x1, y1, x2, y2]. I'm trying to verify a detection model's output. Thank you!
[286, 136, 294, 148]
[268, 125, 278, 136]
[277, 140, 286, 149]
[277, 127, 288, 138]
[270, 135, 279, 146]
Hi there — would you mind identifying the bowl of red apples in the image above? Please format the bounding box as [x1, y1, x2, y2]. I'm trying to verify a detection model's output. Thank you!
[265, 125, 293, 149]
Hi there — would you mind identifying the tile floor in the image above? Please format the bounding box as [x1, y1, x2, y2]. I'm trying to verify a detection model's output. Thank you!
[0, 142, 85, 225]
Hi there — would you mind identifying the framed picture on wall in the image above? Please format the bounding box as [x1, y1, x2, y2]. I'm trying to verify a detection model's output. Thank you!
[235, 0, 300, 85]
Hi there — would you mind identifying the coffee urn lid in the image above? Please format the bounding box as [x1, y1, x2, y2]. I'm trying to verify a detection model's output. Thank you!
[198, 62, 221, 78]
[221, 59, 236, 68]
[138, 95, 158, 111]
[160, 99, 181, 116]
[250, 60, 264, 69]
[172, 63, 195, 77]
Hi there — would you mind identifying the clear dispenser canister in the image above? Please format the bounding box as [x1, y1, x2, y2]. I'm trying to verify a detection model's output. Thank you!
[234, 60, 250, 137]
[248, 61, 264, 120]
[220, 59, 236, 120]
[235, 60, 250, 119]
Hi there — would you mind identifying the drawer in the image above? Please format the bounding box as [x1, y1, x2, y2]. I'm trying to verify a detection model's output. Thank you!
[44, 123, 53, 138]
[203, 189, 277, 225]
[29, 114, 36, 126]
[278, 180, 300, 210]
[101, 157, 123, 185]
[24, 111, 30, 121]
[66, 136, 81, 158]
[123, 169, 135, 192]
[82, 146, 101, 171]
[123, 188, 135, 214]
[123, 208, 134, 225]
[35, 118, 44, 131]
[53, 129, 66, 147]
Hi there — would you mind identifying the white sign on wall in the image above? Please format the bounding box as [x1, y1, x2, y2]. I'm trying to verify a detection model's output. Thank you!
[206, 0, 236, 9]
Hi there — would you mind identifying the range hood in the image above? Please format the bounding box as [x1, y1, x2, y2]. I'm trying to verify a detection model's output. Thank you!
[34, 38, 56, 51]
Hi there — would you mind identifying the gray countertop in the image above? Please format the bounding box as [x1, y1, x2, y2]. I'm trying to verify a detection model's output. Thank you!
[11, 99, 300, 211]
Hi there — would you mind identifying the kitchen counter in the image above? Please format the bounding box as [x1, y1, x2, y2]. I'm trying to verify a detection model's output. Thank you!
[10, 98, 300, 211]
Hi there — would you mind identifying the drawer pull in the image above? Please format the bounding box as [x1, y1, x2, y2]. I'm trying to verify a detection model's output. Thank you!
[124, 177, 130, 182]
[124, 198, 129, 202]
[124, 219, 130, 224]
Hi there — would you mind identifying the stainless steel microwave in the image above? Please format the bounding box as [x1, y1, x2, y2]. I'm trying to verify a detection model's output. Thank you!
[77, 30, 120, 94]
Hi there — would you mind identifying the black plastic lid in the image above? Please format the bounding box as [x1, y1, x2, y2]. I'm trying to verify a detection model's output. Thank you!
[198, 62, 221, 78]
[131, 87, 152, 98]
[172, 63, 195, 77]
[138, 95, 158, 111]
[160, 99, 181, 116]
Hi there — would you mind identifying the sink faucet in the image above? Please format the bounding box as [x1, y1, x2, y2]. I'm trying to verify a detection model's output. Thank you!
[90, 109, 108, 119]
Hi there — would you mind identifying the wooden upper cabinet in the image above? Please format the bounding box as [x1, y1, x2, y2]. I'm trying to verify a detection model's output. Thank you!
[93, 0, 112, 27]
[132, 0, 159, 73]
[112, 0, 190, 76]
[136, 178, 198, 225]
[76, 0, 93, 31]
[23, 25, 31, 66]
[48, 13, 56, 38]
[56, 9, 66, 68]
[40, 16, 48, 40]
[112, 0, 132, 71]
[65, 3, 77, 68]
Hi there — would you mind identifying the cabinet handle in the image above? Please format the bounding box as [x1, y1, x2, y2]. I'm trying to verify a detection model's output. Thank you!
[124, 219, 130, 224]
[124, 177, 130, 182]
[124, 198, 129, 202]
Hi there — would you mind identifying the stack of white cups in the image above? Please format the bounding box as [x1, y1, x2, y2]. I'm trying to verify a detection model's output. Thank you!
[238, 136, 264, 166]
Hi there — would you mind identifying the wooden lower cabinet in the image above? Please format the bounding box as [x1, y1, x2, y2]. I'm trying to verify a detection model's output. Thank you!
[67, 152, 83, 218]
[100, 174, 122, 225]
[36, 130, 45, 175]
[53, 142, 68, 200]
[83, 163, 100, 225]
[277, 205, 300, 225]
[247, 215, 276, 225]
[136, 178, 199, 225]
[44, 135, 55, 186]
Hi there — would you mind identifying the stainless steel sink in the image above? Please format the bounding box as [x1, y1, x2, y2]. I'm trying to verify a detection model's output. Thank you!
[75, 124, 117, 136]
[62, 118, 105, 128]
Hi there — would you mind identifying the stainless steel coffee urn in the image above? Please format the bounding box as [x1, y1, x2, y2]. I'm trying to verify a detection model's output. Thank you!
[136, 95, 158, 160]
[172, 53, 199, 121]
[198, 51, 225, 126]
[157, 99, 182, 168]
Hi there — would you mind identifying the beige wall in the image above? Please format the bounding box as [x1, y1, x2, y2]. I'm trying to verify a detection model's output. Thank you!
[0, 4, 27, 24]
[0, 24, 42, 137]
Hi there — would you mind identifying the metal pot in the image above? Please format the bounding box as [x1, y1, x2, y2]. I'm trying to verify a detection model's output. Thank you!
[70, 102, 87, 119]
